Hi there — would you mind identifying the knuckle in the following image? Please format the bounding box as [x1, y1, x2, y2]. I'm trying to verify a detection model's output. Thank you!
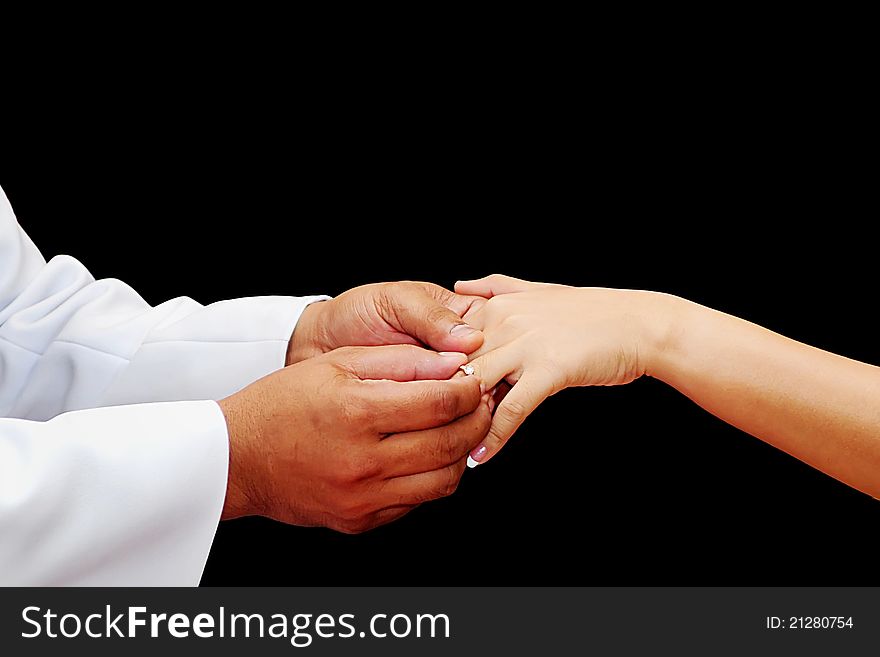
[535, 360, 564, 390]
[498, 398, 527, 422]
[488, 299, 514, 321]
[425, 304, 451, 325]
[382, 281, 406, 300]
[335, 496, 373, 523]
[440, 466, 461, 497]
[485, 425, 507, 448]
[377, 281, 397, 294]
[431, 387, 461, 422]
[330, 462, 354, 486]
[413, 468, 461, 503]
[334, 345, 366, 362]
[428, 427, 460, 465]
[500, 312, 526, 329]
[338, 392, 371, 426]
[341, 451, 382, 482]
[468, 355, 489, 381]
[441, 428, 462, 462]
[332, 348, 368, 378]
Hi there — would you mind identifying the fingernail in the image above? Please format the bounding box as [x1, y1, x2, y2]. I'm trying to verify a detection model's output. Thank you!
[469, 443, 488, 466]
[488, 395, 496, 413]
[450, 323, 479, 337]
[439, 351, 467, 360]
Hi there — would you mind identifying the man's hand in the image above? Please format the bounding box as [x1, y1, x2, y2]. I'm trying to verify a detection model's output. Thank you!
[287, 282, 486, 365]
[218, 345, 491, 533]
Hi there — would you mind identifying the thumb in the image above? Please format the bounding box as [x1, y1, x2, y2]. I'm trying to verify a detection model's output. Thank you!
[383, 283, 484, 354]
[454, 274, 541, 298]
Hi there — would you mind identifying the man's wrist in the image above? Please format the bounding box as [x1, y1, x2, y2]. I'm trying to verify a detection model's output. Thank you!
[286, 301, 329, 366]
[218, 395, 261, 520]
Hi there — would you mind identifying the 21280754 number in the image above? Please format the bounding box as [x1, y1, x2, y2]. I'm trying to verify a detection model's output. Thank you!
[766, 616, 853, 629]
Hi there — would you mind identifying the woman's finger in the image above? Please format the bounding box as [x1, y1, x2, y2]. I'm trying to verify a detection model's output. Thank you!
[465, 344, 523, 391]
[454, 274, 540, 298]
[467, 369, 552, 467]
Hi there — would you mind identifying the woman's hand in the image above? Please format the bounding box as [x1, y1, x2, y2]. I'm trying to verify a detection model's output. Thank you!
[456, 274, 679, 466]
[458, 274, 880, 499]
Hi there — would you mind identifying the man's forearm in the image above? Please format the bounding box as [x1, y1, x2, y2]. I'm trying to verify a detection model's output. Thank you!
[649, 296, 880, 498]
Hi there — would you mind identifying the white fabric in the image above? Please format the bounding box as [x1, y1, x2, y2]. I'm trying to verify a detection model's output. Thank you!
[0, 186, 327, 585]
[0, 401, 229, 585]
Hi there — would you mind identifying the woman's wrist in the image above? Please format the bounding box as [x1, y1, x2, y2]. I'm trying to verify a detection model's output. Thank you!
[639, 291, 699, 384]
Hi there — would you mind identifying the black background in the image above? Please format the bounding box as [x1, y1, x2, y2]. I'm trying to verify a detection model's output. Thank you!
[2, 57, 877, 585]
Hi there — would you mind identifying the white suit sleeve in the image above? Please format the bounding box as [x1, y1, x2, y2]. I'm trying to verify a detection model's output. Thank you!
[0, 186, 327, 585]
[0, 186, 328, 421]
[0, 401, 230, 585]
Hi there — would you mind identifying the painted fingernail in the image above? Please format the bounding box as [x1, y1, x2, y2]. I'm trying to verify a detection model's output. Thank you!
[468, 443, 488, 467]
[450, 323, 479, 337]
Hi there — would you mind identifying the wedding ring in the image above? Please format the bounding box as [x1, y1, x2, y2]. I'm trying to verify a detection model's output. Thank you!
[460, 364, 475, 376]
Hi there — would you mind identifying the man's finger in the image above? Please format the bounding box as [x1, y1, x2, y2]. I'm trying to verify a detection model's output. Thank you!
[378, 397, 492, 477]
[380, 459, 467, 506]
[420, 282, 486, 319]
[382, 283, 484, 354]
[454, 274, 540, 298]
[344, 344, 468, 381]
[363, 375, 483, 434]
[468, 370, 551, 467]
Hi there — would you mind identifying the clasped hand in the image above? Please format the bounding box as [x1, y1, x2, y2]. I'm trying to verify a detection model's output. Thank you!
[223, 273, 880, 531]
[218, 282, 493, 533]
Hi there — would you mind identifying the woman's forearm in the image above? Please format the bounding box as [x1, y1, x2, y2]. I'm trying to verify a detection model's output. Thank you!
[649, 295, 880, 498]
